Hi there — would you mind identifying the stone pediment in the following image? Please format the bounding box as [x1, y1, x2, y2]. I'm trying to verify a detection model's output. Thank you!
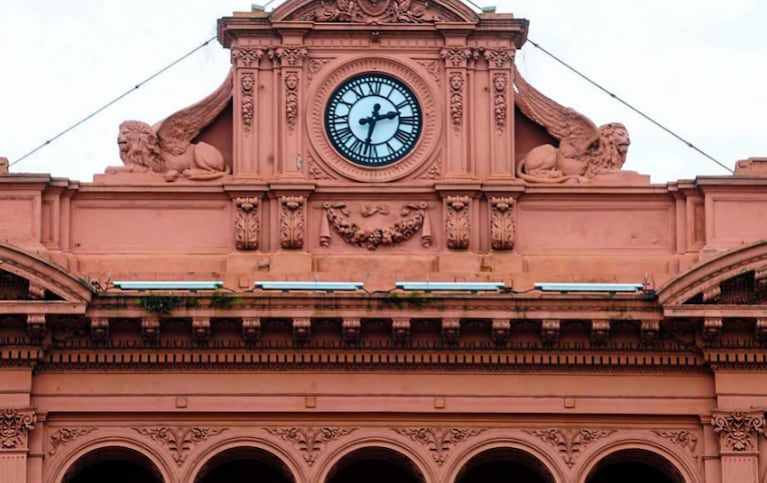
[270, 0, 478, 24]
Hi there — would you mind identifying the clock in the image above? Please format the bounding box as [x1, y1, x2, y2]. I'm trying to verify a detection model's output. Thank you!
[325, 73, 423, 167]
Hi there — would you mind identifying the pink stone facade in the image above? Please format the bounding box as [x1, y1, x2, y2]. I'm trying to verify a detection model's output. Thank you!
[2, 0, 767, 481]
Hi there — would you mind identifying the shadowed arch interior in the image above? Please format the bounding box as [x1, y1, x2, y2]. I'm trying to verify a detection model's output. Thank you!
[62, 447, 164, 483]
[455, 447, 556, 483]
[194, 446, 295, 483]
[325, 446, 425, 483]
[585, 449, 685, 483]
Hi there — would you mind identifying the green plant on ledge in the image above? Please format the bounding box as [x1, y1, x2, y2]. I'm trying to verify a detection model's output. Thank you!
[209, 290, 242, 309]
[137, 293, 181, 314]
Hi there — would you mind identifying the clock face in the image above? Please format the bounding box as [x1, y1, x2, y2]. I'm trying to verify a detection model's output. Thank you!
[325, 73, 422, 167]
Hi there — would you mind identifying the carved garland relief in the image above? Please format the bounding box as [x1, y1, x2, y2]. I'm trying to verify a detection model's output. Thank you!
[525, 428, 615, 467]
[49, 427, 97, 455]
[234, 197, 260, 251]
[280, 196, 305, 249]
[394, 427, 485, 466]
[321, 202, 431, 250]
[313, 0, 440, 23]
[446, 196, 470, 249]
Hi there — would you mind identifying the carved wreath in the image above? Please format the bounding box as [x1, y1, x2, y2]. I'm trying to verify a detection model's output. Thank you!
[323, 202, 430, 250]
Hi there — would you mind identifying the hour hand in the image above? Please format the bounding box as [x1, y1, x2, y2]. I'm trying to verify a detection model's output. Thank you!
[382, 111, 399, 120]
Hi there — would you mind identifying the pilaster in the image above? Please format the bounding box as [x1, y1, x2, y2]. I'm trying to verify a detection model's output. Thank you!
[712, 410, 764, 483]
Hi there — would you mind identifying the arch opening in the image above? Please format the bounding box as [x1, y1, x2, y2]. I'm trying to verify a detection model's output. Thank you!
[455, 447, 556, 483]
[194, 446, 295, 483]
[325, 446, 425, 483]
[585, 449, 685, 483]
[62, 446, 163, 483]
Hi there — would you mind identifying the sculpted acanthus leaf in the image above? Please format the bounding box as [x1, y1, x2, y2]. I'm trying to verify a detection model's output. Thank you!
[323, 202, 430, 250]
[313, 0, 440, 23]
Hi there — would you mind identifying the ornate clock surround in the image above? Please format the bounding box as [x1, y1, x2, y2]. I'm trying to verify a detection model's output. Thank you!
[308, 56, 440, 183]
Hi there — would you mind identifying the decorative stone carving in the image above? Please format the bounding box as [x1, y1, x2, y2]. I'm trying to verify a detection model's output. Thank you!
[489, 196, 514, 250]
[420, 163, 441, 180]
[231, 48, 264, 68]
[307, 155, 332, 179]
[541, 319, 560, 345]
[280, 196, 305, 249]
[756, 318, 767, 342]
[702, 284, 721, 302]
[240, 73, 255, 132]
[192, 317, 211, 342]
[28, 282, 46, 299]
[265, 427, 357, 465]
[284, 73, 299, 132]
[342, 317, 361, 343]
[108, 72, 232, 182]
[49, 427, 97, 455]
[492, 73, 507, 131]
[734, 157, 767, 177]
[392, 317, 411, 343]
[448, 72, 464, 131]
[417, 60, 440, 83]
[491, 319, 511, 345]
[440, 48, 475, 68]
[442, 318, 460, 345]
[652, 430, 698, 456]
[640, 320, 660, 344]
[712, 411, 765, 452]
[514, 66, 634, 184]
[591, 319, 610, 345]
[394, 427, 485, 465]
[525, 429, 615, 467]
[484, 48, 515, 68]
[1, 409, 36, 449]
[306, 58, 330, 82]
[141, 317, 160, 342]
[293, 317, 311, 343]
[445, 196, 470, 249]
[133, 427, 228, 465]
[313, 0, 440, 23]
[234, 197, 260, 251]
[703, 317, 722, 341]
[27, 314, 45, 340]
[90, 317, 109, 342]
[242, 317, 261, 343]
[0, 157, 8, 174]
[322, 202, 430, 250]
[270, 47, 308, 67]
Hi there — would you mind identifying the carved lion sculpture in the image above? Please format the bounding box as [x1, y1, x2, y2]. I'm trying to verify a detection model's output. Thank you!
[514, 66, 631, 184]
[108, 70, 232, 182]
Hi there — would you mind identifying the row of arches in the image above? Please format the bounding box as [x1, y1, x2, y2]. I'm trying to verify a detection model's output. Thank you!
[62, 445, 684, 483]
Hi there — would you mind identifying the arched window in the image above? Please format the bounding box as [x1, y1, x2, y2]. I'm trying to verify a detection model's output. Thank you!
[63, 447, 163, 483]
[194, 446, 295, 483]
[325, 447, 425, 483]
[455, 447, 556, 483]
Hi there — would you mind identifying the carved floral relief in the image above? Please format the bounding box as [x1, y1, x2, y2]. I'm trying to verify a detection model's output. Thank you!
[313, 0, 440, 23]
[446, 196, 470, 249]
[652, 430, 698, 456]
[0, 409, 36, 449]
[49, 427, 97, 455]
[484, 48, 515, 68]
[416, 60, 440, 83]
[270, 48, 308, 67]
[525, 428, 615, 467]
[231, 48, 264, 68]
[489, 196, 514, 250]
[321, 202, 431, 250]
[280, 196, 305, 249]
[394, 427, 485, 465]
[306, 58, 330, 82]
[235, 197, 260, 251]
[133, 426, 228, 466]
[440, 48, 475, 68]
[266, 427, 357, 465]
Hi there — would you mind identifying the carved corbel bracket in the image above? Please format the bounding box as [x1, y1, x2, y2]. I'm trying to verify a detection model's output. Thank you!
[591, 319, 610, 345]
[445, 196, 471, 249]
[392, 317, 411, 343]
[242, 317, 261, 343]
[142, 317, 160, 343]
[489, 196, 515, 250]
[0, 409, 36, 450]
[231, 48, 264, 68]
[27, 314, 45, 340]
[640, 319, 660, 345]
[483, 48, 516, 69]
[192, 317, 211, 343]
[491, 319, 511, 345]
[703, 317, 722, 342]
[90, 317, 109, 342]
[28, 282, 46, 299]
[269, 47, 309, 67]
[293, 317, 311, 343]
[342, 317, 361, 344]
[712, 410, 765, 453]
[441, 318, 460, 345]
[280, 196, 306, 249]
[541, 319, 560, 345]
[234, 197, 261, 251]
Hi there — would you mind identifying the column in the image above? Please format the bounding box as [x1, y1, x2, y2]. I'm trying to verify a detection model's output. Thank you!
[0, 408, 37, 483]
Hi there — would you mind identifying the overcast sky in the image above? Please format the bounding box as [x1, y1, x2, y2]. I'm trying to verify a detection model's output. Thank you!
[1, 0, 764, 183]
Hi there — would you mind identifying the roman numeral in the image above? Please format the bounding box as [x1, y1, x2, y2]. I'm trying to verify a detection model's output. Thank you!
[399, 116, 417, 126]
[394, 129, 411, 145]
[333, 114, 349, 124]
[351, 84, 365, 98]
[349, 138, 364, 155]
[335, 127, 353, 144]
[395, 100, 409, 110]
[368, 80, 383, 96]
